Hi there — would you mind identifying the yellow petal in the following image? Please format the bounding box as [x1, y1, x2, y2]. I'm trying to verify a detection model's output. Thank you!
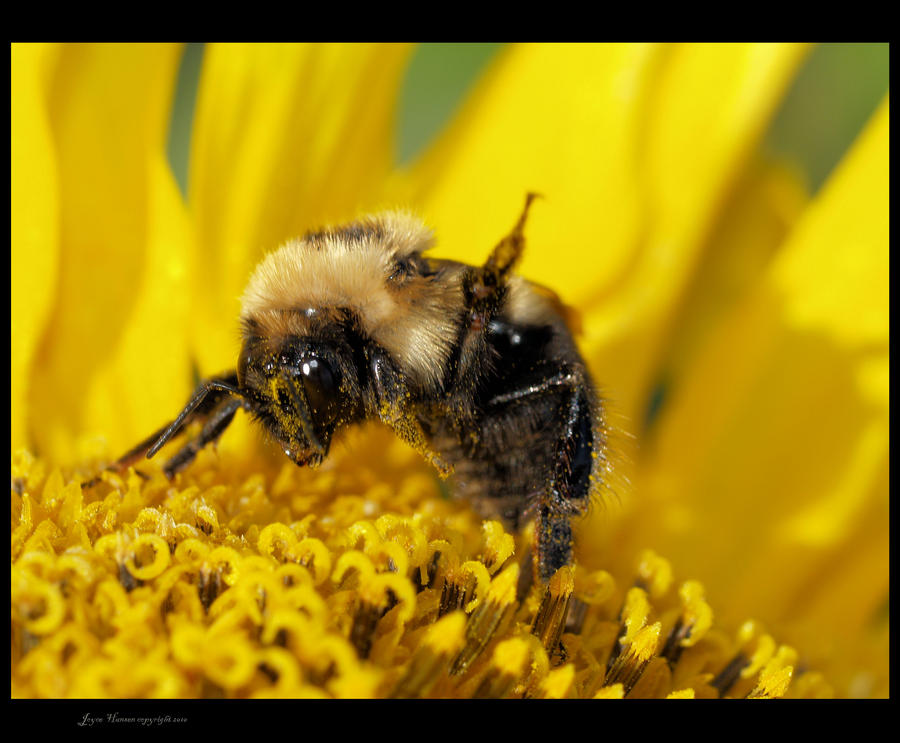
[18, 44, 191, 462]
[396, 43, 808, 427]
[399, 43, 659, 295]
[630, 99, 889, 695]
[648, 155, 809, 413]
[188, 43, 414, 374]
[11, 44, 61, 453]
[586, 43, 810, 426]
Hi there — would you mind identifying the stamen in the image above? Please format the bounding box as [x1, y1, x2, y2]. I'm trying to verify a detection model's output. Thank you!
[605, 622, 661, 696]
[390, 611, 467, 698]
[531, 564, 575, 656]
[11, 445, 834, 698]
[470, 637, 532, 698]
[451, 563, 519, 675]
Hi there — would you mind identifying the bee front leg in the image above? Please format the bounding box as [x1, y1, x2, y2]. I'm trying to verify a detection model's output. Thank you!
[100, 372, 244, 481]
[158, 395, 245, 478]
[367, 348, 453, 478]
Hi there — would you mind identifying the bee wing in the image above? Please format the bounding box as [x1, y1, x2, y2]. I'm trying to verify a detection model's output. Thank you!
[523, 280, 584, 337]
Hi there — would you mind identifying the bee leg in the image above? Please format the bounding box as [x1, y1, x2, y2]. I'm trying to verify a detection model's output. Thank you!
[480, 192, 540, 292]
[461, 193, 540, 319]
[445, 193, 541, 395]
[160, 395, 245, 478]
[145, 373, 242, 457]
[368, 348, 453, 478]
[537, 382, 595, 583]
[104, 372, 241, 476]
[106, 421, 184, 475]
[487, 365, 596, 583]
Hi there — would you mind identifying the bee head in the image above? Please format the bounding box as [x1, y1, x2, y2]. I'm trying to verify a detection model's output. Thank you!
[238, 330, 355, 466]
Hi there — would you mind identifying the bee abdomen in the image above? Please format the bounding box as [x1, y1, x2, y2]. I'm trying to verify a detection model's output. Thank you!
[432, 365, 597, 532]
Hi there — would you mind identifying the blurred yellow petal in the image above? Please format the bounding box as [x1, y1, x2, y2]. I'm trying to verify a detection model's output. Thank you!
[649, 155, 810, 408]
[627, 99, 888, 695]
[396, 43, 808, 427]
[589, 43, 810, 426]
[398, 43, 657, 294]
[188, 43, 414, 373]
[21, 44, 191, 462]
[11, 44, 61, 453]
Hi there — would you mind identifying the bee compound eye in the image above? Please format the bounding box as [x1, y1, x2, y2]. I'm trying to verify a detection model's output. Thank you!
[299, 356, 339, 423]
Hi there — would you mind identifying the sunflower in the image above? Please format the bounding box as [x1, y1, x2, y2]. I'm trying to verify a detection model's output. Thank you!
[11, 43, 888, 699]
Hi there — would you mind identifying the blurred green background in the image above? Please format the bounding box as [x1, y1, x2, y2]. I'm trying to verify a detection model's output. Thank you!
[167, 43, 889, 200]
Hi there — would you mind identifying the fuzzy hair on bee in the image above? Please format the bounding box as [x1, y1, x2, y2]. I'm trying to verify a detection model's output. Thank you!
[108, 194, 610, 583]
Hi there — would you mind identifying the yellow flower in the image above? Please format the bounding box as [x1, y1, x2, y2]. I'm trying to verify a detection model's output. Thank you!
[11, 43, 888, 699]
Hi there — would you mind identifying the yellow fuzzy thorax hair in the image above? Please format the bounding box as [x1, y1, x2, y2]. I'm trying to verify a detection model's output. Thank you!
[240, 212, 462, 391]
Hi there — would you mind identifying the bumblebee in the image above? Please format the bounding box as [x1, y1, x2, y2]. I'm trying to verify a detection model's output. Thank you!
[114, 195, 608, 583]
